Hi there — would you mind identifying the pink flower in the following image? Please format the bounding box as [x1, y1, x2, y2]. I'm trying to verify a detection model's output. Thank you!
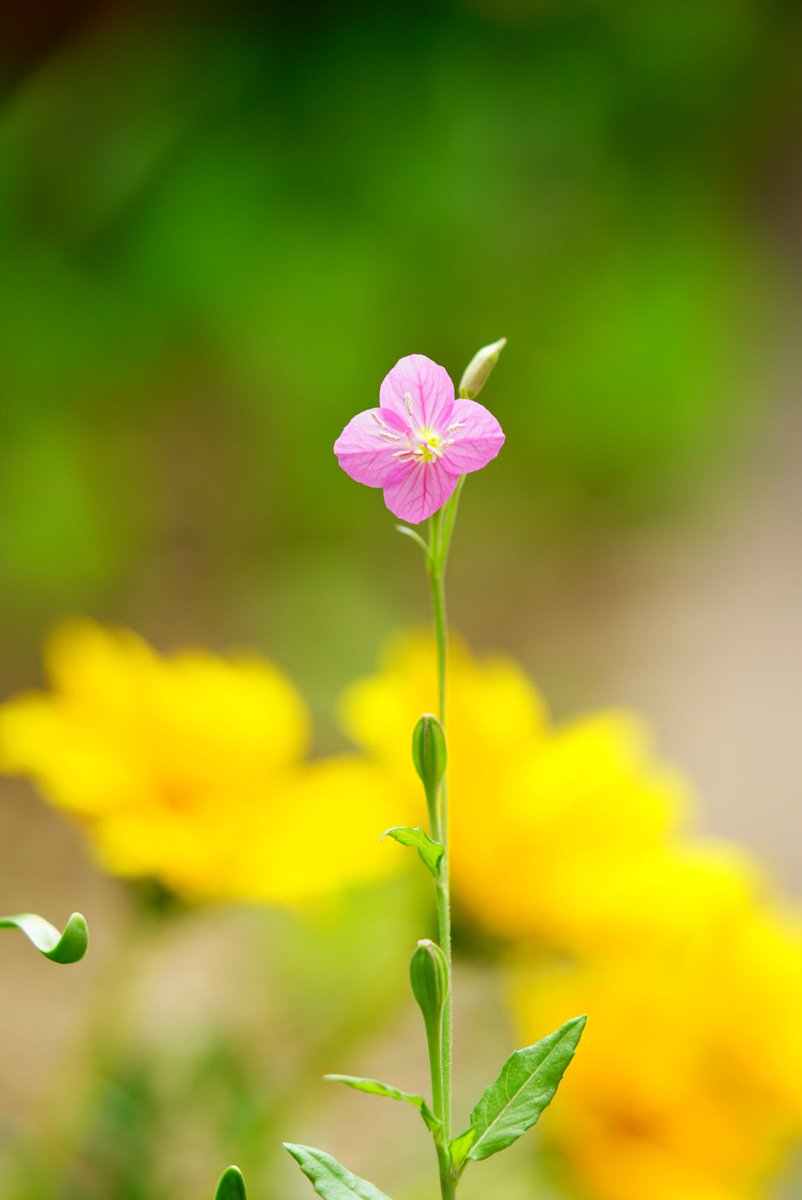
[334, 355, 505, 524]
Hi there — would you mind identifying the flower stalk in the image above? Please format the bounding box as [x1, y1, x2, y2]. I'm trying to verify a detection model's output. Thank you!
[423, 477, 465, 1197]
[285, 341, 584, 1200]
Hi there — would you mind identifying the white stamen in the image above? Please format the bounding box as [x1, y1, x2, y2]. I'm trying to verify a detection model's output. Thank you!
[446, 421, 466, 432]
[404, 392, 415, 416]
[370, 412, 387, 428]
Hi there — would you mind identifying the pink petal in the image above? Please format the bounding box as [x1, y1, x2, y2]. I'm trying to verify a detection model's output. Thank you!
[382, 462, 459, 524]
[334, 408, 411, 488]
[441, 399, 505, 476]
[379, 355, 455, 429]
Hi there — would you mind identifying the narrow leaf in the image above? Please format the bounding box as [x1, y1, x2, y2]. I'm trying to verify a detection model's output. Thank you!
[0, 912, 89, 964]
[381, 826, 443, 876]
[284, 1144, 393, 1200]
[465, 1015, 586, 1162]
[215, 1166, 247, 1200]
[325, 1074, 440, 1133]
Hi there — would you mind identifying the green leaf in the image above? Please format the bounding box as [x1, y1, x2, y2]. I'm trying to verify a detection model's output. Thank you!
[448, 1127, 477, 1168]
[284, 1144, 393, 1200]
[381, 826, 443, 877]
[0, 912, 89, 964]
[461, 1015, 586, 1163]
[215, 1166, 247, 1200]
[324, 1074, 440, 1133]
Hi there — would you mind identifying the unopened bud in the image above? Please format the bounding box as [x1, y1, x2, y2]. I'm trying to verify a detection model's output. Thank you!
[412, 714, 447, 799]
[458, 337, 507, 399]
[410, 939, 449, 1035]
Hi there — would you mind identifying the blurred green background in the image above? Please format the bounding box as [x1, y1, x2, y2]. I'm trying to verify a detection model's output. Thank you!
[1, 0, 798, 665]
[1, 0, 801, 1196]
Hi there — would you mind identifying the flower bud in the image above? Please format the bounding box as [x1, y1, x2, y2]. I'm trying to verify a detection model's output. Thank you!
[412, 714, 447, 798]
[458, 337, 507, 399]
[410, 939, 449, 1034]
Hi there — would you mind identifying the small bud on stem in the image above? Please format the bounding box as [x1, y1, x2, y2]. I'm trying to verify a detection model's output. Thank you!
[412, 714, 447, 833]
[458, 337, 507, 400]
[411, 938, 449, 1041]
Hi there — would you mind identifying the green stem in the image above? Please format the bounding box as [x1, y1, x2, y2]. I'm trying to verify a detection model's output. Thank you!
[437, 1145, 457, 1200]
[426, 479, 464, 1199]
[426, 1012, 445, 1134]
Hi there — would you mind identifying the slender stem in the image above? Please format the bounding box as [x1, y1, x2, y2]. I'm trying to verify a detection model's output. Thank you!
[437, 1146, 457, 1200]
[431, 558, 448, 725]
[426, 479, 465, 1199]
[434, 852, 452, 1132]
[426, 1011, 445, 1132]
[439, 477, 465, 582]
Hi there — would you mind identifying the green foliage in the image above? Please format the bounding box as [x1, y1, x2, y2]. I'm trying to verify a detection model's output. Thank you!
[0, 912, 89, 964]
[215, 1166, 246, 1200]
[284, 1144, 392, 1200]
[454, 1016, 586, 1165]
[324, 1075, 439, 1134]
[382, 826, 444, 877]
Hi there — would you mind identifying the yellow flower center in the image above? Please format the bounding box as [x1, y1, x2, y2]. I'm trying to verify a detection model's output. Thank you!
[417, 429, 443, 463]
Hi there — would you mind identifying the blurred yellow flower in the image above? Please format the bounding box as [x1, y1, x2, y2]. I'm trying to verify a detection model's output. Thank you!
[0, 620, 395, 904]
[511, 902, 802, 1200]
[340, 632, 757, 957]
[342, 632, 802, 1198]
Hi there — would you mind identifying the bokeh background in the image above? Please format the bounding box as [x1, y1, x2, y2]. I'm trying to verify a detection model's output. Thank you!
[1, 1, 801, 1197]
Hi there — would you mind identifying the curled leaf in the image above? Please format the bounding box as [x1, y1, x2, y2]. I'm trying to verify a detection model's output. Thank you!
[0, 912, 89, 964]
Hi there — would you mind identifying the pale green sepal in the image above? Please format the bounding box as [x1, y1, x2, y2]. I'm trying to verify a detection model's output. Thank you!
[394, 525, 430, 558]
[458, 337, 507, 399]
[284, 1143, 393, 1200]
[381, 826, 443, 876]
[324, 1074, 440, 1134]
[449, 1126, 478, 1168]
[466, 1015, 586, 1162]
[0, 912, 89, 964]
[215, 1165, 247, 1200]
